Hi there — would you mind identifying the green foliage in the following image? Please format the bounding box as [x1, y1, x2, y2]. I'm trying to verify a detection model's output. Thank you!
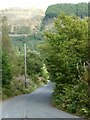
[41, 3, 88, 30]
[27, 51, 43, 75]
[2, 75, 43, 99]
[12, 53, 24, 76]
[2, 49, 48, 99]
[2, 16, 13, 88]
[2, 16, 13, 57]
[13, 26, 30, 34]
[53, 80, 90, 118]
[2, 51, 12, 87]
[10, 33, 43, 52]
[44, 14, 88, 83]
[41, 14, 89, 118]
[41, 63, 49, 80]
[26, 50, 48, 83]
[2, 16, 13, 98]
[2, 21, 48, 98]
[45, 3, 88, 19]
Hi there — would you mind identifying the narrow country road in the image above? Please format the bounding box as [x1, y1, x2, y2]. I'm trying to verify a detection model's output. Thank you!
[0, 82, 80, 119]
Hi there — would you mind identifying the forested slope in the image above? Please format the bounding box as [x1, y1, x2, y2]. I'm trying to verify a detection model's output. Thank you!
[41, 3, 88, 30]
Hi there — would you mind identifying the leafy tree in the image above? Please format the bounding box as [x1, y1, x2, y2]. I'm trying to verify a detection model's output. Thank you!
[2, 16, 13, 88]
[27, 51, 43, 75]
[41, 14, 89, 118]
[26, 50, 48, 83]
[2, 16, 12, 57]
[44, 14, 88, 83]
[2, 51, 12, 87]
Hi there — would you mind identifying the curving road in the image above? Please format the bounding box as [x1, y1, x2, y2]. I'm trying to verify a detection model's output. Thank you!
[0, 82, 80, 119]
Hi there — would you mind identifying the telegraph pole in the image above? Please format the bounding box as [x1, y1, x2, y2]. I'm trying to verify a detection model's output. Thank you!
[24, 43, 27, 88]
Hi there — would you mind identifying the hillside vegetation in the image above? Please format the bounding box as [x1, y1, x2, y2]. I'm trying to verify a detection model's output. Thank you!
[41, 3, 88, 30]
[1, 3, 89, 119]
[40, 14, 89, 119]
[2, 16, 48, 99]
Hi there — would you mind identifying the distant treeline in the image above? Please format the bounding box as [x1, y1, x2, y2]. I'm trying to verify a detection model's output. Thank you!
[41, 3, 88, 30]
[45, 3, 88, 19]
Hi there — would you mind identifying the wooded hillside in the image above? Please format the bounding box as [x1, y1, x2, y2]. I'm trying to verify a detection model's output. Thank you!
[41, 3, 88, 30]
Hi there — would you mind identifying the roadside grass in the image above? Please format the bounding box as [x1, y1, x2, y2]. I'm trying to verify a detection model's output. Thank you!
[2, 75, 47, 100]
[52, 81, 90, 120]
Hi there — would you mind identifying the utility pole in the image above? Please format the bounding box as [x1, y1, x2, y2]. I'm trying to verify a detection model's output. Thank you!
[24, 43, 27, 88]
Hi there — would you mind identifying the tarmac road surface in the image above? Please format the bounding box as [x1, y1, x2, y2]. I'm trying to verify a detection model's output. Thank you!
[0, 82, 80, 119]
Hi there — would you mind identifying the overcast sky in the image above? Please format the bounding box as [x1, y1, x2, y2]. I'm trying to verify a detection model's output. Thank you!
[0, 0, 89, 10]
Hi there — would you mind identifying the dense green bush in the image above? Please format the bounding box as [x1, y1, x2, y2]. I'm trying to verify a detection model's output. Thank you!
[2, 16, 13, 88]
[27, 50, 49, 83]
[41, 14, 89, 118]
[2, 49, 49, 99]
[53, 80, 89, 118]
[2, 51, 12, 87]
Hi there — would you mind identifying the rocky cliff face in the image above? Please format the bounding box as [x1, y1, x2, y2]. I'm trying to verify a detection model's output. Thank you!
[1, 8, 45, 33]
